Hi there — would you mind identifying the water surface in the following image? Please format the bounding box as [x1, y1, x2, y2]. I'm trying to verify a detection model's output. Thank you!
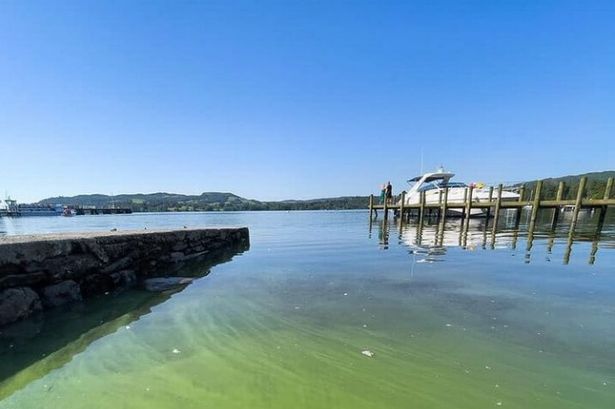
[0, 210, 614, 408]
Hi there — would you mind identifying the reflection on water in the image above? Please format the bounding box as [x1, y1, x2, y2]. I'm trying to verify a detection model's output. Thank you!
[0, 290, 170, 400]
[371, 208, 615, 265]
[1, 211, 614, 409]
[0, 246, 245, 400]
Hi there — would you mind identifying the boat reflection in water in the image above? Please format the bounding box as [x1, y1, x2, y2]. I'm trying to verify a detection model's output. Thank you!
[371, 207, 615, 265]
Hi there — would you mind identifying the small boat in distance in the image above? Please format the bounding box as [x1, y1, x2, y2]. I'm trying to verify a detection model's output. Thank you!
[63, 207, 77, 217]
[398, 167, 520, 217]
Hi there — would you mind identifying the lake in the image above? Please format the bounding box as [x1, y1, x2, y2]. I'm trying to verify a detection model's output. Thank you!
[1, 210, 614, 409]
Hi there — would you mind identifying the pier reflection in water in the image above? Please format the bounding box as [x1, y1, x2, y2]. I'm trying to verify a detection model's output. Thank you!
[370, 208, 615, 265]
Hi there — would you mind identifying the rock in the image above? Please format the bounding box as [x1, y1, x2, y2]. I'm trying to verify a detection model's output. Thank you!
[0, 272, 47, 290]
[0, 287, 42, 326]
[143, 277, 194, 292]
[41, 280, 82, 307]
[80, 274, 115, 297]
[110, 270, 137, 287]
[170, 252, 185, 261]
[100, 256, 134, 274]
[172, 242, 188, 252]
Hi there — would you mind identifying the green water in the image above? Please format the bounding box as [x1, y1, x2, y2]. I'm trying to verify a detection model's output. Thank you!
[1, 210, 614, 408]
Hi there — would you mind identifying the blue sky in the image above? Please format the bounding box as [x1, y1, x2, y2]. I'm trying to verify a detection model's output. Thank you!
[1, 1, 614, 202]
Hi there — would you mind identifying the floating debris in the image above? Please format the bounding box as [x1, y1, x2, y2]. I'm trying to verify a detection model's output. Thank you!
[125, 325, 131, 330]
[361, 350, 375, 358]
[172, 348, 181, 354]
[343, 292, 348, 296]
[445, 323, 452, 327]
[496, 401, 503, 406]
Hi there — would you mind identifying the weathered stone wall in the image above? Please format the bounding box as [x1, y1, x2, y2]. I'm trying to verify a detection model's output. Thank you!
[0, 228, 249, 326]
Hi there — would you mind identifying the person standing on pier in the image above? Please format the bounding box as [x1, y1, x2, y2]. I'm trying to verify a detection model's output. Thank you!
[380, 184, 386, 205]
[385, 181, 393, 204]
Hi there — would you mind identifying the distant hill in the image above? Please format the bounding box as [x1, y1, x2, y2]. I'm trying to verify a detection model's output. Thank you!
[36, 170, 614, 211]
[540, 170, 615, 184]
[38, 192, 370, 212]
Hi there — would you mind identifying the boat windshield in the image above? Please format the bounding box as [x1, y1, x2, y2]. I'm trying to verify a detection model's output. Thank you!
[435, 181, 467, 188]
[417, 182, 440, 192]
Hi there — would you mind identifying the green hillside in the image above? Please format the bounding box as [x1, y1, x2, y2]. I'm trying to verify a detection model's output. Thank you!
[38, 192, 370, 212]
[520, 170, 615, 200]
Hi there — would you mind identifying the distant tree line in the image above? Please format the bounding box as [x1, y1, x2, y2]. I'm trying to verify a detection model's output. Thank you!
[38, 193, 370, 212]
[36, 171, 614, 212]
[520, 173, 614, 200]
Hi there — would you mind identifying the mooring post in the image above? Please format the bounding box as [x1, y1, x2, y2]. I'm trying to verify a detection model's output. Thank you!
[514, 184, 525, 227]
[463, 185, 474, 232]
[369, 194, 374, 220]
[399, 191, 405, 222]
[567, 177, 587, 253]
[461, 188, 468, 219]
[604, 177, 613, 200]
[383, 196, 388, 221]
[438, 187, 449, 240]
[441, 187, 449, 218]
[527, 180, 543, 251]
[485, 186, 494, 220]
[490, 184, 503, 247]
[418, 191, 426, 228]
[551, 181, 565, 229]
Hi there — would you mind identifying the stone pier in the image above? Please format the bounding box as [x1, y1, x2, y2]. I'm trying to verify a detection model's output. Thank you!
[0, 228, 249, 326]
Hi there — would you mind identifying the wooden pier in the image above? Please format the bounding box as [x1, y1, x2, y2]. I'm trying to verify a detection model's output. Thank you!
[369, 176, 614, 239]
[75, 207, 133, 215]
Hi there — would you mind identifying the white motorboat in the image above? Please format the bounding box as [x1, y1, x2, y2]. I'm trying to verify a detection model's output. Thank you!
[399, 168, 520, 217]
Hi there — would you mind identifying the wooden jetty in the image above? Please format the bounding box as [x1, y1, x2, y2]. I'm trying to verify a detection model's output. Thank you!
[75, 207, 132, 215]
[369, 176, 614, 239]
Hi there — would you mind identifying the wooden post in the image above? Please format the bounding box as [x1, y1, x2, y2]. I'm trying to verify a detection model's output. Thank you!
[604, 177, 613, 200]
[528, 180, 543, 229]
[566, 177, 587, 253]
[514, 184, 525, 227]
[369, 194, 374, 219]
[556, 181, 565, 201]
[438, 187, 449, 243]
[490, 184, 503, 247]
[383, 193, 388, 220]
[485, 186, 494, 220]
[589, 177, 614, 259]
[441, 187, 449, 219]
[526, 180, 543, 251]
[461, 188, 468, 219]
[551, 181, 565, 229]
[418, 191, 426, 228]
[463, 185, 474, 232]
[399, 192, 405, 222]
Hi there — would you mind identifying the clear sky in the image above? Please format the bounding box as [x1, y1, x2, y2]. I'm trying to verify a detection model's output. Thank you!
[1, 1, 614, 203]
